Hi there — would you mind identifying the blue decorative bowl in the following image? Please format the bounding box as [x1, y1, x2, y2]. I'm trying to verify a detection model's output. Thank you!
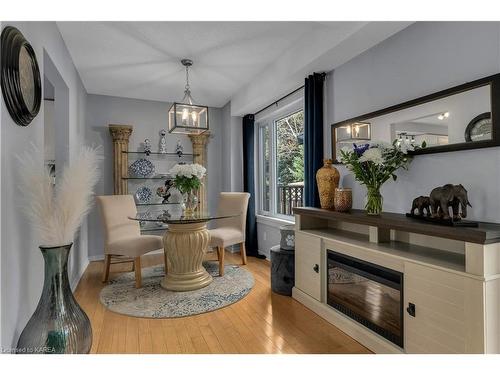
[135, 186, 153, 204]
[129, 158, 155, 178]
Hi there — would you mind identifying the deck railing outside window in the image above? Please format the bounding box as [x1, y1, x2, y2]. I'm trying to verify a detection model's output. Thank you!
[277, 182, 304, 216]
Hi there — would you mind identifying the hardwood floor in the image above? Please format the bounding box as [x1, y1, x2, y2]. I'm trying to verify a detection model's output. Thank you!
[74, 251, 371, 354]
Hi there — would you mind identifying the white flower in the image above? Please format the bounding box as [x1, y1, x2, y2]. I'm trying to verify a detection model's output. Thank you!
[285, 234, 295, 247]
[359, 147, 384, 165]
[341, 146, 352, 154]
[169, 163, 206, 179]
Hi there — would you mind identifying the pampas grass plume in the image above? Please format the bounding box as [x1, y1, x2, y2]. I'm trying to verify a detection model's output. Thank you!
[18, 145, 101, 247]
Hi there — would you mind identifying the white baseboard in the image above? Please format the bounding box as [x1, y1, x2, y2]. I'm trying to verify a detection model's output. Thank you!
[88, 254, 104, 262]
[70, 259, 89, 292]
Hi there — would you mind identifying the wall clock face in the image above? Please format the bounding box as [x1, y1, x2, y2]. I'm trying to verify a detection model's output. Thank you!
[465, 112, 492, 142]
[1, 26, 41, 126]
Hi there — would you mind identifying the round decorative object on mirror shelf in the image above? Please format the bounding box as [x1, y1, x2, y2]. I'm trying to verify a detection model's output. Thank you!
[134, 186, 153, 204]
[129, 158, 155, 178]
[465, 112, 492, 142]
[1, 26, 42, 126]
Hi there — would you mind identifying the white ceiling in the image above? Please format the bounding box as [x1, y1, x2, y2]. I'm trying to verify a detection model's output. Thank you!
[57, 21, 367, 107]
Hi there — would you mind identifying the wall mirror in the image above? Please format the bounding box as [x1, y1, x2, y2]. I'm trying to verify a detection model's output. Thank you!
[331, 74, 500, 162]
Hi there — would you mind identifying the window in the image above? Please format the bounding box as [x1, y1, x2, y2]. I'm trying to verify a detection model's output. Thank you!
[257, 108, 304, 219]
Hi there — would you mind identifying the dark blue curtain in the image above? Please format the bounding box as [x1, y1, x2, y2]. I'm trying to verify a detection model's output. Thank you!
[304, 73, 325, 207]
[242, 114, 262, 258]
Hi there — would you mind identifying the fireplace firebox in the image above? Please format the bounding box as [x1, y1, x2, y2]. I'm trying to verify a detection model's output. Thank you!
[327, 251, 404, 348]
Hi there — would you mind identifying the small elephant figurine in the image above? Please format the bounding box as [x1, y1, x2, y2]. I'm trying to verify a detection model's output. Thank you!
[430, 184, 472, 220]
[411, 196, 431, 217]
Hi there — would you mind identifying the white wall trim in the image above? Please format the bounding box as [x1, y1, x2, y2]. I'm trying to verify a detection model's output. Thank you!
[70, 259, 89, 292]
[256, 214, 294, 229]
[88, 254, 105, 262]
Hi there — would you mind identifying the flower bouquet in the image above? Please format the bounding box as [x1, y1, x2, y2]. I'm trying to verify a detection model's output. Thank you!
[340, 140, 423, 215]
[169, 163, 206, 215]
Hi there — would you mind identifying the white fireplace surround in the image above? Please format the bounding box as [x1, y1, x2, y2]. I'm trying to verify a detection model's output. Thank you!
[293, 209, 500, 354]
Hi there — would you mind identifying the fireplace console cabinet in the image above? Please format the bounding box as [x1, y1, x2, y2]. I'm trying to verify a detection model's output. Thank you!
[292, 207, 500, 354]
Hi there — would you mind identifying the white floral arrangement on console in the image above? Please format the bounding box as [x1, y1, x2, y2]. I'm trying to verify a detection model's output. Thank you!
[340, 140, 424, 215]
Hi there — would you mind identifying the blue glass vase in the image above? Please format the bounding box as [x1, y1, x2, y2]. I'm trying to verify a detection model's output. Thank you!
[16, 244, 92, 354]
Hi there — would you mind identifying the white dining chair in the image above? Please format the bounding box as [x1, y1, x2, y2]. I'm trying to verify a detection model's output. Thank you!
[208, 192, 250, 276]
[96, 195, 164, 288]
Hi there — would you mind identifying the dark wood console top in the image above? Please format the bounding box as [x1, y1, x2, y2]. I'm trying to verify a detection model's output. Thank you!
[293, 207, 500, 245]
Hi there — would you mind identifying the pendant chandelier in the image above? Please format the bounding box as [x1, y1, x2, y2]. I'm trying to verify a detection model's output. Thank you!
[168, 59, 209, 134]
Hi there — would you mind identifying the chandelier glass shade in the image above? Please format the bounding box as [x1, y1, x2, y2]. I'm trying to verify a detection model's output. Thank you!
[168, 59, 209, 134]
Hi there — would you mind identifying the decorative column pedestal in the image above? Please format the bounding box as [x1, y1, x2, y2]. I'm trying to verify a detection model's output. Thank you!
[189, 132, 210, 213]
[161, 221, 213, 291]
[109, 124, 133, 195]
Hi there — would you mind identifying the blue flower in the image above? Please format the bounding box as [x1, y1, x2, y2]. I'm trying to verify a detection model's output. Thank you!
[353, 143, 370, 157]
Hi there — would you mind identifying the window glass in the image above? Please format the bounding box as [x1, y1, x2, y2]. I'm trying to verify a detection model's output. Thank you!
[275, 111, 304, 216]
[257, 109, 304, 218]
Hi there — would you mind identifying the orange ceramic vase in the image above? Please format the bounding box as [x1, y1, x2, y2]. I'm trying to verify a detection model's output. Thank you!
[316, 159, 340, 209]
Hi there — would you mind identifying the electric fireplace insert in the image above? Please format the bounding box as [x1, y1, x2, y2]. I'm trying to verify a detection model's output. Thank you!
[327, 250, 404, 348]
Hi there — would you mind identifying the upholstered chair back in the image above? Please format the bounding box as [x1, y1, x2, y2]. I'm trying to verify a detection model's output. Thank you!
[97, 195, 140, 247]
[214, 192, 250, 236]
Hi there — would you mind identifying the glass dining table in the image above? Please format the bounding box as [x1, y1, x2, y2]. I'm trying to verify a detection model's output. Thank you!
[128, 212, 238, 292]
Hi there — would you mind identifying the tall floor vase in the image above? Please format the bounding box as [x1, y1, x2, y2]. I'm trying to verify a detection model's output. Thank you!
[17, 244, 92, 354]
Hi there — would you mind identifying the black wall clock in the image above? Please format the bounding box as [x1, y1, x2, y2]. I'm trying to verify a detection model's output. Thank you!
[465, 112, 492, 142]
[1, 26, 41, 126]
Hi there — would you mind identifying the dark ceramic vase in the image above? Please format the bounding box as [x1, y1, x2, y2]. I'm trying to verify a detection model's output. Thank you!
[16, 244, 92, 354]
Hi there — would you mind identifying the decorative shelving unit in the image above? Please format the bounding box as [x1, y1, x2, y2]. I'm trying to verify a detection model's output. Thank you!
[109, 124, 210, 233]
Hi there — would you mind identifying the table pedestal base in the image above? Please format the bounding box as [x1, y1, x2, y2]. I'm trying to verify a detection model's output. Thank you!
[161, 221, 213, 291]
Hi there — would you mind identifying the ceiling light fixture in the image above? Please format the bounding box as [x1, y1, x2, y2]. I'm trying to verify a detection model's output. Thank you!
[340, 122, 371, 141]
[437, 112, 450, 121]
[168, 59, 209, 134]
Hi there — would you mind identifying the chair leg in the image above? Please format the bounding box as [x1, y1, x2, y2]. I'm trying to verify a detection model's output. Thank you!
[216, 246, 220, 261]
[240, 242, 247, 265]
[102, 254, 111, 283]
[134, 257, 142, 288]
[218, 246, 225, 276]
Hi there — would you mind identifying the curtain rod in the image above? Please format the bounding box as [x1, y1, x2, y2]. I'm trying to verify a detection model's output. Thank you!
[254, 85, 305, 116]
[253, 72, 327, 116]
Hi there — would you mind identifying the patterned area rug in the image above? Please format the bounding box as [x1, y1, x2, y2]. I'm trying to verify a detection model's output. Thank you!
[99, 261, 254, 318]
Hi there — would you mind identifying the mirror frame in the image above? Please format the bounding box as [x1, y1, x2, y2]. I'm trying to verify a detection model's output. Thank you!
[331, 73, 500, 163]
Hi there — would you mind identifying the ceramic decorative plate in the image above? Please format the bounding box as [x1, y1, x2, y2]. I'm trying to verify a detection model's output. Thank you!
[129, 158, 155, 178]
[135, 186, 153, 204]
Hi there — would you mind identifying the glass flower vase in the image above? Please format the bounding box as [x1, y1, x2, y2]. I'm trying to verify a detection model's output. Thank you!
[183, 191, 198, 216]
[365, 186, 383, 216]
[16, 244, 92, 354]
